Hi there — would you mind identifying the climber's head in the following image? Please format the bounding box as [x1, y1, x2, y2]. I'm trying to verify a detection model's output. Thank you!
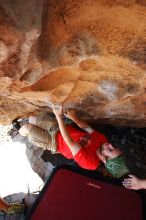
[97, 142, 122, 164]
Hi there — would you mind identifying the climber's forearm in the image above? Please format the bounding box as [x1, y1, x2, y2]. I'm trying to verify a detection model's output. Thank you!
[65, 110, 93, 132]
[71, 116, 89, 128]
[70, 117, 94, 133]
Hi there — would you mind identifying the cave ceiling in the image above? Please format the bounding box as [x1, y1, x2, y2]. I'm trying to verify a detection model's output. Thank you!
[0, 0, 146, 126]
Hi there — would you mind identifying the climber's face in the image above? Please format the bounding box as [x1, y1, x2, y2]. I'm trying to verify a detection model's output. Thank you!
[97, 143, 122, 164]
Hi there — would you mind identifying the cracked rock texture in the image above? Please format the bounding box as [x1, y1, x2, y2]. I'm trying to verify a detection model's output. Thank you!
[0, 0, 146, 126]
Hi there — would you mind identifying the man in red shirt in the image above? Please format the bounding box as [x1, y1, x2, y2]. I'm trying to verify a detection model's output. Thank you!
[19, 107, 122, 170]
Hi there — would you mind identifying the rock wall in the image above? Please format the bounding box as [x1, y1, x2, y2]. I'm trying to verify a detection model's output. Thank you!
[0, 0, 146, 126]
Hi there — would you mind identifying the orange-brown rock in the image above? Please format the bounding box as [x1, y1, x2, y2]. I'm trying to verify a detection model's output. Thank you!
[0, 0, 146, 126]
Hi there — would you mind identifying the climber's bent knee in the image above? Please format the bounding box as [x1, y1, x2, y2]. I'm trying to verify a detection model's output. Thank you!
[29, 116, 37, 125]
[19, 123, 33, 136]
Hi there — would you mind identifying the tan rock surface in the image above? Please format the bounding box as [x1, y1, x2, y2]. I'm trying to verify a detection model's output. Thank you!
[0, 0, 146, 126]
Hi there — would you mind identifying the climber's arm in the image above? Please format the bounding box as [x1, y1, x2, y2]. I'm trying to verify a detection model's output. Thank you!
[65, 109, 94, 133]
[53, 107, 81, 156]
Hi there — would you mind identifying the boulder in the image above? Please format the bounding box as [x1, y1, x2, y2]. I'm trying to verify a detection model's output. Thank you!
[0, 0, 146, 126]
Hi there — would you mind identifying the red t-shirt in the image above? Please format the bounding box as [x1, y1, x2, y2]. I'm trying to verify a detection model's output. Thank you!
[57, 125, 108, 170]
